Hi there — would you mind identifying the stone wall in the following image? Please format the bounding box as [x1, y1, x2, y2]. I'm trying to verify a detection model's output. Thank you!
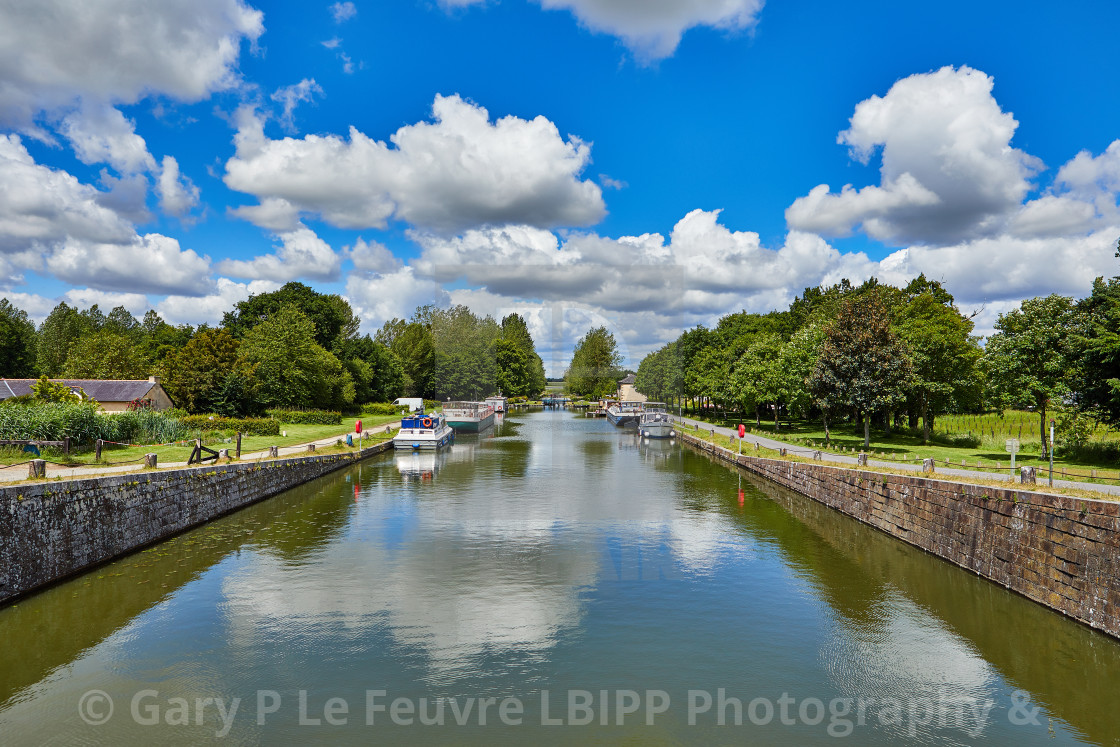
[0, 442, 391, 605]
[680, 432, 1120, 640]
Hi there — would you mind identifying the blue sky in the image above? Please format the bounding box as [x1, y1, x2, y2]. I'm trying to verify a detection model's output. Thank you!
[1, 0, 1118, 374]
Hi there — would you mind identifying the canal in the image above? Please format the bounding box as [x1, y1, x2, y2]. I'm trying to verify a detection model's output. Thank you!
[2, 409, 1118, 744]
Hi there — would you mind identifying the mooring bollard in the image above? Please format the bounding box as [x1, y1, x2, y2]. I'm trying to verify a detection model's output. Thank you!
[218, 449, 229, 460]
[95, 439, 103, 462]
[29, 459, 45, 479]
[779, 448, 787, 456]
[1021, 466, 1037, 484]
[236, 432, 242, 459]
[857, 452, 868, 466]
[144, 453, 158, 468]
[269, 446, 279, 457]
[307, 443, 316, 453]
[754, 442, 759, 451]
[813, 450, 822, 461]
[922, 458, 935, 473]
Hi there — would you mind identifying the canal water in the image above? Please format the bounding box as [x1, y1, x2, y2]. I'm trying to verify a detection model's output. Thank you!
[2, 410, 1119, 745]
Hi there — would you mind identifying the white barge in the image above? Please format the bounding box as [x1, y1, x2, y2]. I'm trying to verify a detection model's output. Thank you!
[392, 411, 455, 450]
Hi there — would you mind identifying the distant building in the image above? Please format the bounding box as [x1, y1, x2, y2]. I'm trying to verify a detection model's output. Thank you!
[617, 374, 647, 403]
[0, 376, 174, 412]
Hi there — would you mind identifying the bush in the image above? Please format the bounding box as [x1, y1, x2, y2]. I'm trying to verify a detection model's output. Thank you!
[362, 402, 407, 415]
[265, 408, 342, 425]
[180, 415, 280, 436]
[1061, 441, 1120, 464]
[930, 432, 981, 449]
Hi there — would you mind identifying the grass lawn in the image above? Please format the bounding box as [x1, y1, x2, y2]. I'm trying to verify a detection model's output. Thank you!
[683, 411, 1120, 486]
[0, 414, 402, 468]
[677, 422, 1120, 502]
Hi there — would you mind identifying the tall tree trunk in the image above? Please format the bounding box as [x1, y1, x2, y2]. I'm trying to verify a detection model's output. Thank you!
[774, 402, 779, 431]
[1039, 405, 1048, 459]
[863, 411, 870, 450]
[823, 411, 830, 446]
[921, 400, 931, 444]
[754, 404, 760, 426]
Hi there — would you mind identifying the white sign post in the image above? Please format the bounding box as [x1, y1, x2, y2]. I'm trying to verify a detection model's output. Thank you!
[1005, 438, 1020, 473]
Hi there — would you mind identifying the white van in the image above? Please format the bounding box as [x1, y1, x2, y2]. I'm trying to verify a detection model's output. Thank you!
[392, 397, 425, 412]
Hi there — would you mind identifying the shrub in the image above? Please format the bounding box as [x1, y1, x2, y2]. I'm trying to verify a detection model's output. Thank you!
[362, 402, 407, 415]
[265, 408, 342, 425]
[180, 415, 280, 436]
[930, 432, 981, 449]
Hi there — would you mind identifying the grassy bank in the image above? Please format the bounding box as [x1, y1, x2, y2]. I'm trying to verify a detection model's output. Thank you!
[0, 414, 401, 468]
[681, 411, 1120, 487]
[677, 422, 1119, 502]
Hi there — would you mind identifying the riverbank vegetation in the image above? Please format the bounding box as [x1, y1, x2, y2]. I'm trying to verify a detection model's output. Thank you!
[636, 272, 1120, 467]
[0, 283, 548, 417]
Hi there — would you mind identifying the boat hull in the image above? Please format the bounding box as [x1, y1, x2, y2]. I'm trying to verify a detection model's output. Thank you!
[606, 410, 640, 426]
[392, 425, 455, 450]
[639, 420, 676, 439]
[446, 411, 495, 432]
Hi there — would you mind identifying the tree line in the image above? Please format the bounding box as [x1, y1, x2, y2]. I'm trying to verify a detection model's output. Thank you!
[634, 272, 1120, 455]
[0, 283, 546, 415]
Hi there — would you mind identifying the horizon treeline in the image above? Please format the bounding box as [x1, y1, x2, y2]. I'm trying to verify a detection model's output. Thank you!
[634, 272, 1120, 454]
[0, 283, 546, 415]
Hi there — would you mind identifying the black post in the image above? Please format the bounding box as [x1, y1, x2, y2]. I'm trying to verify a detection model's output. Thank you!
[95, 439, 102, 462]
[63, 436, 70, 455]
[236, 432, 242, 459]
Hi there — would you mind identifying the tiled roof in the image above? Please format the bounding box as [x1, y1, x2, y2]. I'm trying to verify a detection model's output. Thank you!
[618, 374, 636, 385]
[0, 379, 161, 402]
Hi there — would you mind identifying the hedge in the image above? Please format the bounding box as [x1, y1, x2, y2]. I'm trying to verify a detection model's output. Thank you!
[362, 402, 408, 415]
[180, 415, 280, 436]
[265, 408, 342, 425]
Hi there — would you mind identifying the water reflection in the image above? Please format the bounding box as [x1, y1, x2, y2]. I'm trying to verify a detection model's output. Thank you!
[1, 411, 1118, 745]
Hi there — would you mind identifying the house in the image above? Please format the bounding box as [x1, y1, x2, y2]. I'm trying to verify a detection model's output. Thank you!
[0, 376, 175, 412]
[617, 374, 647, 403]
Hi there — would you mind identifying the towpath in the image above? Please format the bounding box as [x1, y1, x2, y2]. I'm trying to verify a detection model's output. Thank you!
[674, 415, 1120, 498]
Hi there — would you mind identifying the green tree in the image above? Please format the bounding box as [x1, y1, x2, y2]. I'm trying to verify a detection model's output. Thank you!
[983, 295, 1077, 458]
[160, 328, 248, 413]
[812, 294, 912, 449]
[223, 281, 356, 350]
[62, 331, 153, 379]
[336, 335, 407, 403]
[0, 298, 37, 377]
[779, 324, 826, 421]
[139, 310, 194, 365]
[238, 305, 354, 410]
[635, 342, 682, 405]
[566, 326, 622, 398]
[896, 292, 982, 443]
[36, 302, 88, 376]
[1072, 276, 1120, 424]
[498, 313, 546, 397]
[431, 305, 500, 400]
[30, 374, 84, 403]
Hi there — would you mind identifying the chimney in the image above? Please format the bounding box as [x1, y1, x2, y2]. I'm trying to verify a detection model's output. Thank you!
[149, 375, 160, 385]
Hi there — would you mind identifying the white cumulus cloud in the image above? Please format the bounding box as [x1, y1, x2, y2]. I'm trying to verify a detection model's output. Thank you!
[218, 225, 342, 282]
[46, 234, 214, 296]
[0, 135, 135, 253]
[158, 277, 280, 325]
[224, 94, 605, 234]
[156, 156, 201, 217]
[787, 66, 1043, 245]
[0, 0, 264, 130]
[538, 0, 764, 60]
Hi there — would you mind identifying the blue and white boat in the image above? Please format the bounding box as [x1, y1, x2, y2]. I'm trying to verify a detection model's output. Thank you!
[393, 411, 455, 450]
